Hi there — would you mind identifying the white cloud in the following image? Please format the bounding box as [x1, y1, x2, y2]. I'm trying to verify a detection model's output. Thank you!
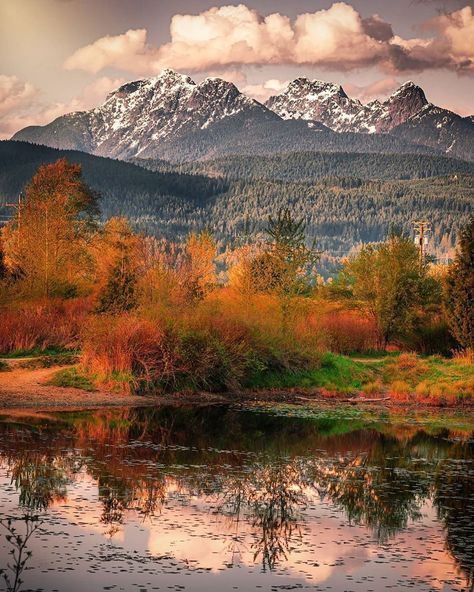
[0, 76, 124, 139]
[62, 3, 474, 76]
[0, 75, 38, 119]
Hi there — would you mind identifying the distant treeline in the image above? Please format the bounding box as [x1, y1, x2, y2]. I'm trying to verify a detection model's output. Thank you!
[134, 151, 474, 182]
[1, 141, 473, 268]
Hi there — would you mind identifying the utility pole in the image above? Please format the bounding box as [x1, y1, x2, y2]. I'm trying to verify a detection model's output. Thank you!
[413, 220, 431, 270]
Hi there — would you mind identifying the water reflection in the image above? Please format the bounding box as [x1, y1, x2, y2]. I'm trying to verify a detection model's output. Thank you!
[0, 405, 473, 591]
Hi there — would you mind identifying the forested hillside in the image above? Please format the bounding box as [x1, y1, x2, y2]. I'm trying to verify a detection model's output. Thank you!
[133, 151, 474, 182]
[1, 141, 473, 274]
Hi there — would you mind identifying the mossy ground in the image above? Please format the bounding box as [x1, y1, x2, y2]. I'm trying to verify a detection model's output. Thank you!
[48, 367, 97, 392]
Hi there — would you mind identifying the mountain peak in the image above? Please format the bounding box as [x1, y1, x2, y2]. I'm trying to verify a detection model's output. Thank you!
[390, 81, 427, 103]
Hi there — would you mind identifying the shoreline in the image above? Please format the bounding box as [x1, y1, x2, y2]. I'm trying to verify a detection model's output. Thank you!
[1, 385, 473, 413]
[1, 363, 473, 412]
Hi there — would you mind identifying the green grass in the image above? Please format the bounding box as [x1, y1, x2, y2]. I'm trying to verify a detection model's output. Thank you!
[245, 352, 474, 404]
[0, 360, 10, 372]
[245, 352, 377, 393]
[0, 347, 76, 359]
[48, 367, 97, 392]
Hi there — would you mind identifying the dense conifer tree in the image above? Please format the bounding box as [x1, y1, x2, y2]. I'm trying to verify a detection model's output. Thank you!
[444, 218, 474, 350]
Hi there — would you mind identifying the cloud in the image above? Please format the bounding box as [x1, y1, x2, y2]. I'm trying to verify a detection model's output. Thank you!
[63, 3, 474, 76]
[64, 29, 152, 74]
[242, 79, 291, 102]
[0, 75, 124, 139]
[0, 75, 38, 119]
[344, 78, 402, 102]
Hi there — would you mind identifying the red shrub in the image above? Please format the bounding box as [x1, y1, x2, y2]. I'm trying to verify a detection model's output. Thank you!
[0, 298, 91, 353]
[317, 310, 379, 354]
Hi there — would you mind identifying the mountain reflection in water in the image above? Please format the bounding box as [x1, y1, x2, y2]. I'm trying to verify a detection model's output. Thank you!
[0, 405, 473, 592]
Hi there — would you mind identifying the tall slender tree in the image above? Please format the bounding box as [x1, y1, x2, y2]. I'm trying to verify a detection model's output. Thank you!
[444, 218, 474, 350]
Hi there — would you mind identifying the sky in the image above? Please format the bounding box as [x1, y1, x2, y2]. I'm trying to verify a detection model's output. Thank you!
[1, 0, 473, 139]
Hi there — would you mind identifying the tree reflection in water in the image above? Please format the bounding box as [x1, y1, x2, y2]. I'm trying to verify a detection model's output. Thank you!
[434, 441, 474, 591]
[218, 460, 304, 571]
[0, 406, 473, 585]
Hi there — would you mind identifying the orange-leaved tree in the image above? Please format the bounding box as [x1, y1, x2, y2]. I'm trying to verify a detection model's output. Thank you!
[2, 159, 99, 297]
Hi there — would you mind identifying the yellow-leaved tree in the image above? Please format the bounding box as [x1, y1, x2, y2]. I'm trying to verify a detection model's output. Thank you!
[2, 159, 99, 297]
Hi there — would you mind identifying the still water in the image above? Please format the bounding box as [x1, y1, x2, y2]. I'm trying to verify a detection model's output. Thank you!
[0, 404, 473, 592]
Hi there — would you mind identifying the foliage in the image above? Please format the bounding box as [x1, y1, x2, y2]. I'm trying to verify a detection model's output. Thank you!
[444, 217, 474, 350]
[95, 256, 138, 315]
[341, 234, 435, 347]
[0, 299, 90, 354]
[1, 159, 99, 297]
[183, 230, 217, 300]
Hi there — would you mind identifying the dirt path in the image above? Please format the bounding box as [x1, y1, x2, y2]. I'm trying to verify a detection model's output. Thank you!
[0, 364, 151, 408]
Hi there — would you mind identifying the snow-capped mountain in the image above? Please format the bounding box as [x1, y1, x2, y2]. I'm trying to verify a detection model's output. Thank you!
[11, 69, 474, 162]
[266, 80, 428, 133]
[265, 78, 363, 132]
[13, 69, 277, 159]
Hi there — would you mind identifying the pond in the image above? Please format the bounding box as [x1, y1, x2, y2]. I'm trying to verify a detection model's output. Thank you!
[0, 404, 473, 592]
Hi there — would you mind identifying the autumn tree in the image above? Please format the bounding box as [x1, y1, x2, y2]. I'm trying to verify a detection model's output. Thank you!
[0, 238, 6, 281]
[92, 217, 141, 314]
[2, 159, 98, 297]
[444, 218, 474, 350]
[341, 234, 432, 348]
[184, 230, 217, 300]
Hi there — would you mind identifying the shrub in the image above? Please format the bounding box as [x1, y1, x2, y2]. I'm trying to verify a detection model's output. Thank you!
[389, 380, 411, 399]
[82, 315, 181, 392]
[0, 298, 90, 354]
[452, 348, 474, 365]
[48, 367, 96, 392]
[317, 310, 378, 354]
[415, 381, 431, 399]
[361, 381, 383, 395]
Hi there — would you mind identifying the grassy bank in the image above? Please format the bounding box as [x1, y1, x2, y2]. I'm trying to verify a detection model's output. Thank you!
[246, 352, 474, 406]
[38, 350, 474, 407]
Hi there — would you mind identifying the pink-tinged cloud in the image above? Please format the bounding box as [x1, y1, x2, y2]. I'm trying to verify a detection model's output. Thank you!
[0, 76, 124, 140]
[344, 78, 402, 102]
[63, 3, 474, 76]
[243, 79, 291, 102]
[0, 75, 38, 119]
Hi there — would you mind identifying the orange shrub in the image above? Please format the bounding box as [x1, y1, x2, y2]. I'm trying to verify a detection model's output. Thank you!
[389, 380, 411, 401]
[82, 314, 182, 391]
[316, 309, 379, 354]
[0, 298, 90, 354]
